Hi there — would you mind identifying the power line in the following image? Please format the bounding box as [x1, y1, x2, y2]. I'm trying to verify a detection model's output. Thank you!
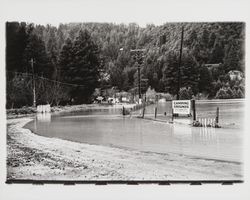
[6, 70, 86, 88]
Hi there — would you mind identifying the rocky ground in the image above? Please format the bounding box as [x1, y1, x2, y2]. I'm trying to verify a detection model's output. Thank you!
[7, 117, 243, 181]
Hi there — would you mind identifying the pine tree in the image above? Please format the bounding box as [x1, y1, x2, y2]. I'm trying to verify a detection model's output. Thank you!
[181, 52, 199, 94]
[162, 51, 179, 94]
[198, 66, 213, 93]
[6, 22, 29, 73]
[186, 29, 197, 47]
[59, 29, 100, 103]
[201, 28, 209, 48]
[23, 33, 52, 77]
[58, 38, 74, 82]
[209, 39, 224, 63]
[224, 40, 242, 72]
[208, 32, 216, 49]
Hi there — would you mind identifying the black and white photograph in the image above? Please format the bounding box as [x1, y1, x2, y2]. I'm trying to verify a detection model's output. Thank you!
[1, 0, 250, 199]
[5, 20, 245, 182]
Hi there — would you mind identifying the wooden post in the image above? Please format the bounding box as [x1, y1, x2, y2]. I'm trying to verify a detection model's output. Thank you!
[216, 107, 219, 124]
[142, 103, 145, 118]
[172, 108, 174, 121]
[192, 99, 196, 121]
[122, 106, 125, 116]
[154, 107, 157, 119]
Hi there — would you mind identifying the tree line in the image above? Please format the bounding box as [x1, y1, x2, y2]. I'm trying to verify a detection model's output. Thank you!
[6, 22, 245, 108]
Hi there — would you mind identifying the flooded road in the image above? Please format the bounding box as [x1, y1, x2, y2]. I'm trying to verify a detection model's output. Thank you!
[25, 100, 244, 163]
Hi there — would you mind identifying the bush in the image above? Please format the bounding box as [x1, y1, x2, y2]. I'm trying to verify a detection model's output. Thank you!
[179, 87, 193, 100]
[226, 87, 234, 98]
[236, 88, 244, 98]
[164, 93, 173, 101]
[216, 86, 244, 99]
[215, 88, 229, 99]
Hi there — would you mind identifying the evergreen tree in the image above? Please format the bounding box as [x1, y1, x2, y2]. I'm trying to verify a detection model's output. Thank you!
[209, 39, 224, 63]
[198, 66, 213, 93]
[23, 33, 52, 77]
[208, 32, 216, 49]
[201, 28, 209, 48]
[59, 38, 74, 82]
[181, 52, 199, 94]
[6, 22, 29, 73]
[224, 40, 243, 72]
[186, 29, 197, 47]
[59, 29, 100, 103]
[162, 51, 179, 94]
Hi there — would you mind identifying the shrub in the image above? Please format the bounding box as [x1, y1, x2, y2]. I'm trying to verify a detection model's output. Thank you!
[215, 88, 229, 99]
[226, 87, 234, 98]
[179, 87, 193, 100]
[164, 93, 173, 101]
[236, 88, 244, 98]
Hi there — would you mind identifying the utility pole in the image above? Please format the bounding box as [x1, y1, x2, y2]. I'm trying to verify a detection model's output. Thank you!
[30, 58, 36, 107]
[138, 60, 141, 99]
[177, 26, 184, 100]
[130, 49, 145, 103]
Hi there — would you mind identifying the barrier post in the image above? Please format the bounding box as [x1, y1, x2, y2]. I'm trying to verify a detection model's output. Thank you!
[122, 106, 125, 116]
[142, 102, 145, 118]
[191, 99, 196, 121]
[172, 108, 174, 121]
[216, 107, 219, 124]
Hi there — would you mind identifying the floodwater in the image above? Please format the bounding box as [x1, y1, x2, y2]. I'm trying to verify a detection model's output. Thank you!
[25, 100, 244, 163]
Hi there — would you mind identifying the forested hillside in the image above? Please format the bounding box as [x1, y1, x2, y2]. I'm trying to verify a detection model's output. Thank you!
[6, 22, 245, 108]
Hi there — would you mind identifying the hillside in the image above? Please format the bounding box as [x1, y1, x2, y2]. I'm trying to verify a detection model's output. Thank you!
[6, 22, 245, 107]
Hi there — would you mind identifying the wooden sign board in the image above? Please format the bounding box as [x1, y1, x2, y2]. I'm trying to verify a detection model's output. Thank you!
[172, 100, 191, 115]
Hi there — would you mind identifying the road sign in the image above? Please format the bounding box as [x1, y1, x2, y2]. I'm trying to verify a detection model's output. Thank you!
[172, 100, 191, 115]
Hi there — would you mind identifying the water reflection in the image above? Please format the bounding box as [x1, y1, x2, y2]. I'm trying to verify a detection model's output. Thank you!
[25, 101, 243, 162]
[36, 113, 51, 122]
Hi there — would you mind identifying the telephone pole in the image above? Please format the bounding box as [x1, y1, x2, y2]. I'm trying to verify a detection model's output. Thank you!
[130, 49, 145, 102]
[30, 58, 36, 107]
[138, 61, 141, 99]
[177, 26, 184, 100]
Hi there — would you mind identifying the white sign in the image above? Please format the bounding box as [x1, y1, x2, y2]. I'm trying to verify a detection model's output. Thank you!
[172, 100, 191, 115]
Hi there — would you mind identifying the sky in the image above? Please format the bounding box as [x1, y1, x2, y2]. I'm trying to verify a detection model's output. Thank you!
[1, 0, 250, 27]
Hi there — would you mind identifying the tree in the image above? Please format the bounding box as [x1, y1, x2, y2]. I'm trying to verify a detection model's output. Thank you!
[59, 38, 74, 82]
[6, 73, 33, 108]
[179, 87, 193, 100]
[23, 33, 52, 77]
[208, 32, 216, 49]
[108, 61, 124, 90]
[59, 29, 100, 103]
[6, 22, 246, 107]
[201, 28, 209, 48]
[198, 66, 213, 93]
[215, 88, 229, 99]
[224, 40, 243, 72]
[162, 51, 179, 94]
[236, 88, 244, 98]
[6, 22, 30, 73]
[181, 52, 199, 94]
[209, 39, 224, 63]
[45, 26, 59, 80]
[185, 29, 197, 47]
